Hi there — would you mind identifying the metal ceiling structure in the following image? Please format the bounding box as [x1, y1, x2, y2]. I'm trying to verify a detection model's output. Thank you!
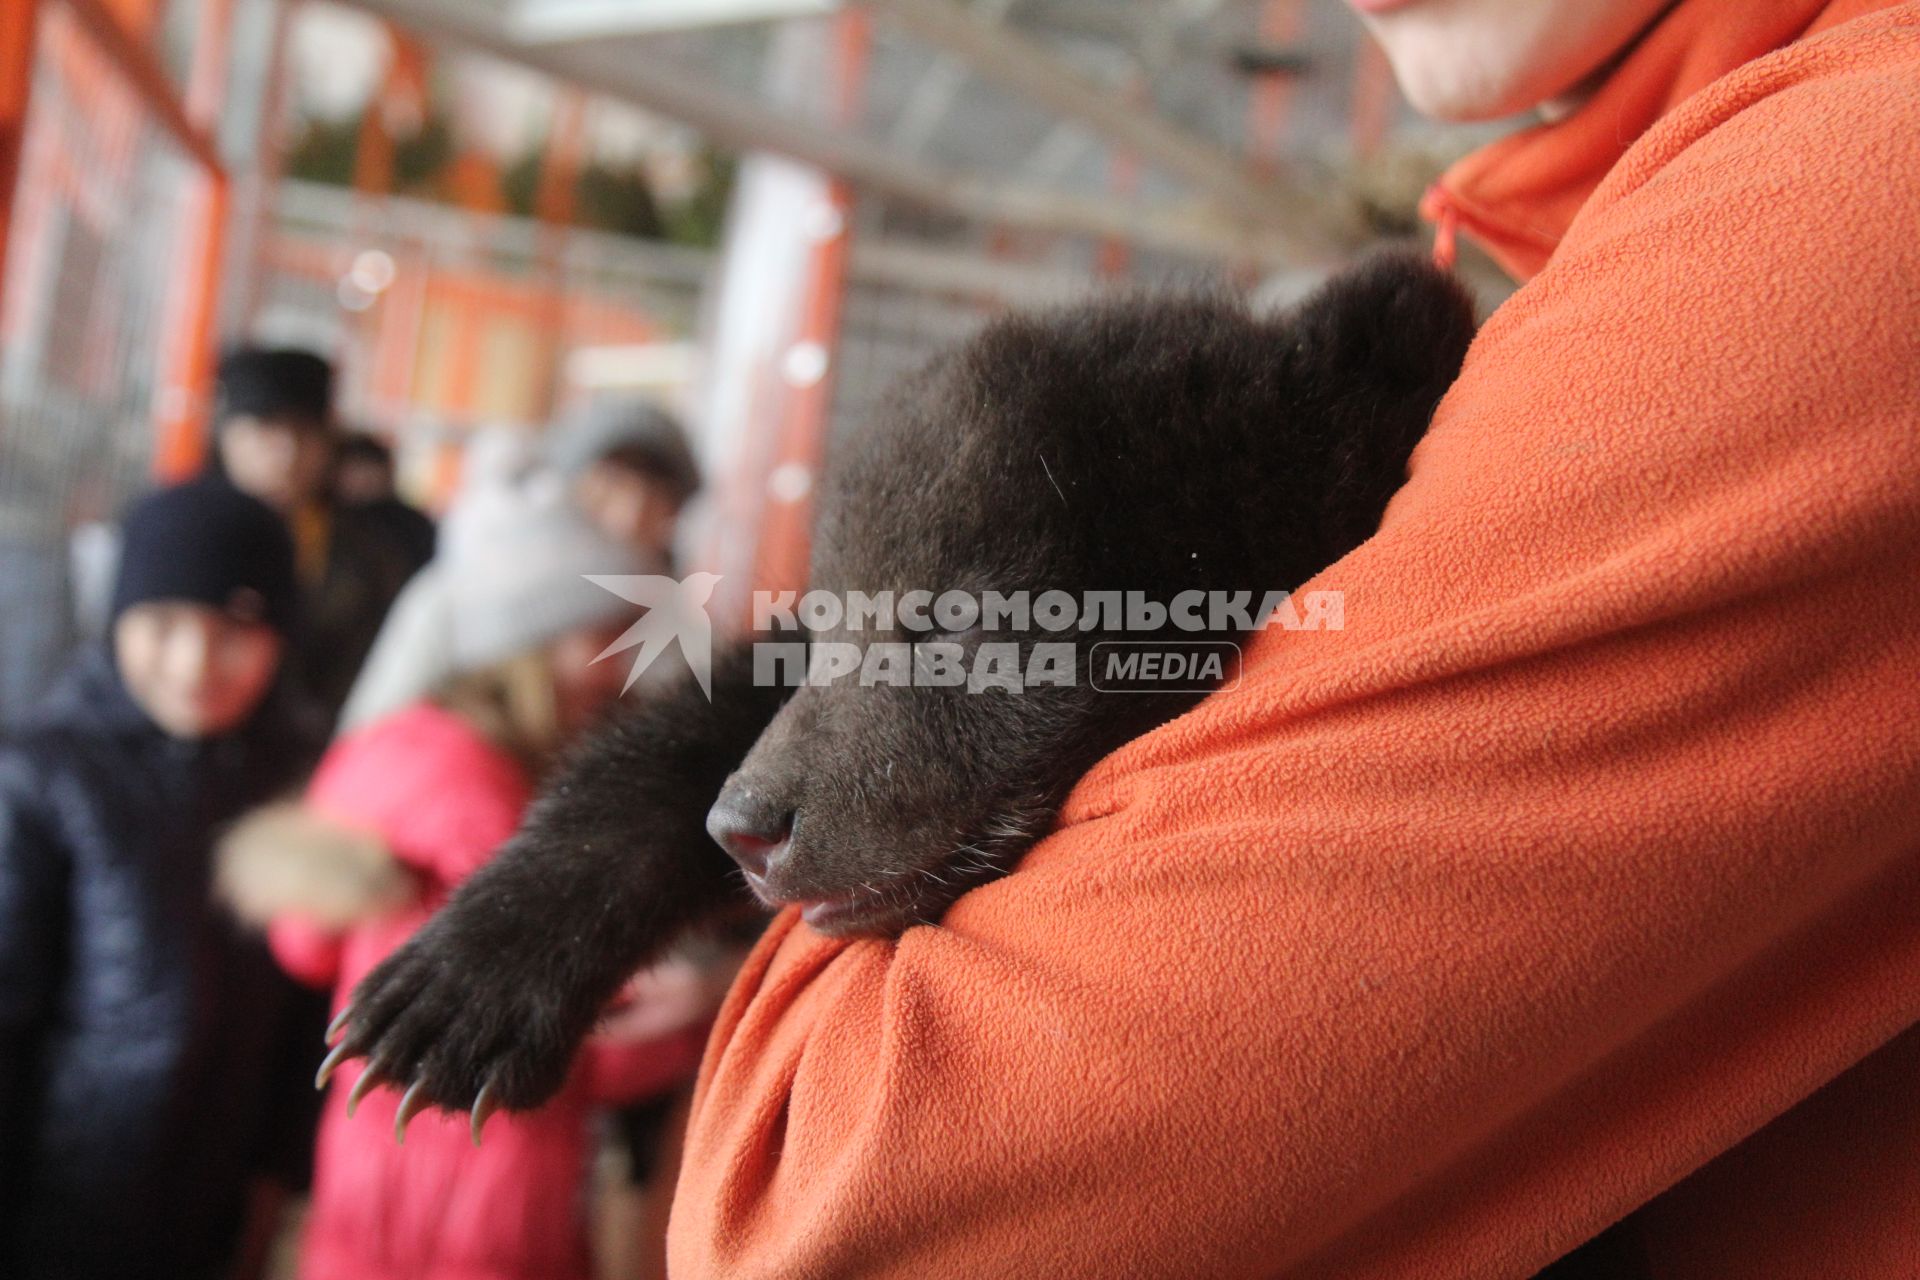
[329, 0, 1425, 268]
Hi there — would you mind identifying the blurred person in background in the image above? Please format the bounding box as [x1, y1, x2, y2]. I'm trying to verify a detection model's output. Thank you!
[0, 480, 324, 1280]
[219, 433, 711, 1280]
[547, 398, 701, 574]
[330, 430, 400, 507]
[332, 431, 437, 577]
[209, 348, 425, 724]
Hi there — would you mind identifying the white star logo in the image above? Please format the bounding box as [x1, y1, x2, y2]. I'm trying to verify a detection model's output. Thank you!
[584, 572, 722, 699]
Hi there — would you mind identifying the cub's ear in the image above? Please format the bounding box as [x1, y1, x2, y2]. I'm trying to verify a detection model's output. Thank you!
[1280, 252, 1478, 551]
[1286, 250, 1477, 404]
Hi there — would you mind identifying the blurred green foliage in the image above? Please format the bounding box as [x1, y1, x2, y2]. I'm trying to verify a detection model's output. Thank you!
[660, 147, 737, 249]
[284, 109, 736, 249]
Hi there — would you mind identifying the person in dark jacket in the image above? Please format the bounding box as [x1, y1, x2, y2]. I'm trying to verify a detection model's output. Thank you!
[210, 347, 423, 722]
[333, 431, 436, 575]
[0, 479, 324, 1279]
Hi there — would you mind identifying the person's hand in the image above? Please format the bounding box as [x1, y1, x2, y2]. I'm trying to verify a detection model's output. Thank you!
[599, 955, 736, 1045]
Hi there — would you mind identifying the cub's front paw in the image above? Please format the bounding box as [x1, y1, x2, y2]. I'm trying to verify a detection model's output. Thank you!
[316, 906, 602, 1144]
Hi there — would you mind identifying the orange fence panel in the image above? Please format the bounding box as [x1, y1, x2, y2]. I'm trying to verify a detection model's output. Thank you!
[0, 0, 234, 722]
[0, 0, 43, 285]
[153, 0, 234, 479]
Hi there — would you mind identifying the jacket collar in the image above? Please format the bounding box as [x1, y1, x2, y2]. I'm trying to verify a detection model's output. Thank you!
[36, 645, 166, 739]
[1423, 0, 1881, 281]
[33, 645, 312, 768]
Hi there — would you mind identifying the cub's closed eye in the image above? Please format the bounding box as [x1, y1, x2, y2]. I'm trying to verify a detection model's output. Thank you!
[920, 624, 986, 647]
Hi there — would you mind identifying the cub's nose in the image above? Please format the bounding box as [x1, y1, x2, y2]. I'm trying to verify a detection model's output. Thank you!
[706, 787, 794, 879]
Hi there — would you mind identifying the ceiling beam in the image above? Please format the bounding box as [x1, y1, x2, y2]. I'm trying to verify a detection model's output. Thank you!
[886, 0, 1018, 154]
[850, 238, 1096, 307]
[334, 0, 1326, 263]
[862, 0, 1322, 247]
[506, 0, 835, 44]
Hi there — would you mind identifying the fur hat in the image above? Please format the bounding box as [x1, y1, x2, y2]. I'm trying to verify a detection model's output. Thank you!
[216, 347, 335, 429]
[337, 429, 645, 732]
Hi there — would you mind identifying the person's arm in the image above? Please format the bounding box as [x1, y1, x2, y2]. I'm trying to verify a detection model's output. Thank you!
[666, 51, 1920, 1279]
[0, 759, 69, 1235]
[265, 915, 346, 991]
[577, 1023, 710, 1108]
[575, 958, 729, 1105]
[217, 799, 409, 990]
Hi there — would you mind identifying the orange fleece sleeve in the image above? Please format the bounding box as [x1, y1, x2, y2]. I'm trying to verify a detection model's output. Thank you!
[670, 15, 1920, 1279]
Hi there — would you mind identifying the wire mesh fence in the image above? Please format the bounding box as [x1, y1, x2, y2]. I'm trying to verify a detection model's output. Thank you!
[251, 179, 714, 505]
[0, 1, 207, 724]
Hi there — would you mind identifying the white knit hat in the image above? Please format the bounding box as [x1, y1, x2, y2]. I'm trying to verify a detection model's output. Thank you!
[338, 429, 645, 733]
[546, 396, 701, 502]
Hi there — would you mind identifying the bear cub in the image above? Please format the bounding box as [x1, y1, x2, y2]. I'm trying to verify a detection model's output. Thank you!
[324, 252, 1477, 1126]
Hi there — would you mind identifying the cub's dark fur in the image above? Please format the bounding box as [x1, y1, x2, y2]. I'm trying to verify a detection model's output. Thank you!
[331, 253, 1475, 1117]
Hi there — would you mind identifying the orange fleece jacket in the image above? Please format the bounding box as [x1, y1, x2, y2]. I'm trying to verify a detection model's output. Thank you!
[671, 4, 1920, 1275]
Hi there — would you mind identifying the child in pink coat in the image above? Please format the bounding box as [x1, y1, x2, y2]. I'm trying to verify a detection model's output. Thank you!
[221, 436, 709, 1280]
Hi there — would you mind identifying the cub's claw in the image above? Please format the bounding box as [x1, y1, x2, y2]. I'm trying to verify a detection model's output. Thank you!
[325, 1004, 353, 1045]
[471, 1080, 499, 1148]
[394, 1080, 430, 1144]
[346, 1054, 391, 1119]
[315, 1040, 352, 1090]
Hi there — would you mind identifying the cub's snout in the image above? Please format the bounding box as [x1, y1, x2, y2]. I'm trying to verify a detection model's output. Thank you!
[706, 783, 793, 885]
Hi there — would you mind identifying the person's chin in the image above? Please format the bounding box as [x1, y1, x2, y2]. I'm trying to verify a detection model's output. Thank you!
[1361, 13, 1561, 123]
[1389, 57, 1525, 122]
[158, 699, 243, 739]
[153, 712, 211, 739]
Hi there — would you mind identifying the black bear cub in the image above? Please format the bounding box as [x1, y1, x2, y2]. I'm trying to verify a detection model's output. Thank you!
[324, 252, 1476, 1129]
